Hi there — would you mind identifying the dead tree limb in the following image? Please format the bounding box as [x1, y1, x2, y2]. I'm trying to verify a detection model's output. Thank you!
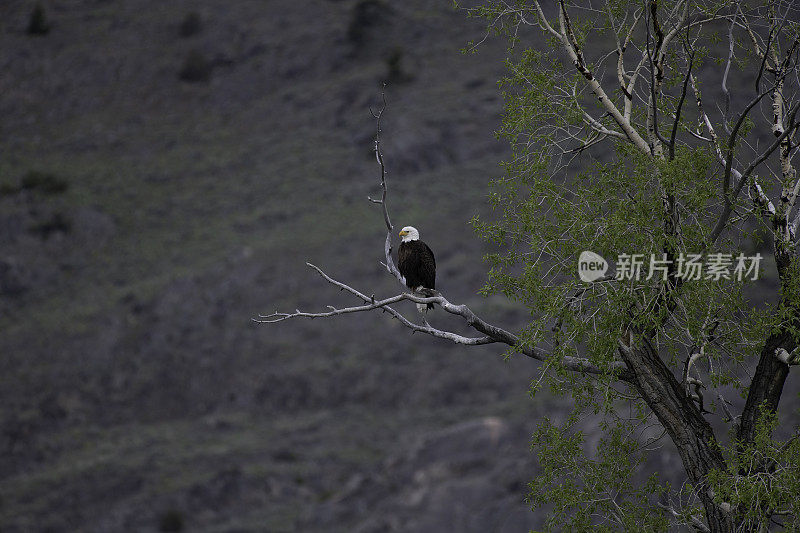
[255, 92, 632, 382]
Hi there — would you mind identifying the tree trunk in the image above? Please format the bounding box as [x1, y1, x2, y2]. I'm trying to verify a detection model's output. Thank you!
[619, 337, 734, 532]
[739, 246, 798, 446]
[737, 331, 792, 446]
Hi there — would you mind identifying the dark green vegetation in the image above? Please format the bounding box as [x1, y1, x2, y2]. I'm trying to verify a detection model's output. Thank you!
[1, 1, 543, 531]
[178, 49, 213, 83]
[26, 3, 50, 36]
[178, 11, 202, 39]
[466, 1, 800, 531]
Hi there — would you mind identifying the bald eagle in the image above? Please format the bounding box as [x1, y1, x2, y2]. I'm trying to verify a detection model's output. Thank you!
[398, 226, 436, 312]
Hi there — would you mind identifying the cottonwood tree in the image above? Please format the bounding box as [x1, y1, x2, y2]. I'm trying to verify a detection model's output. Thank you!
[259, 1, 800, 531]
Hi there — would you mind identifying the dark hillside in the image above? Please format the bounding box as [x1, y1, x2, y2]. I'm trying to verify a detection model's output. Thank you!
[0, 1, 543, 531]
[0, 1, 797, 532]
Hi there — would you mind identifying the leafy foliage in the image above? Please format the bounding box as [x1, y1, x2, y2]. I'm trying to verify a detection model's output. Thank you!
[465, 0, 800, 529]
[529, 415, 669, 532]
[709, 408, 800, 531]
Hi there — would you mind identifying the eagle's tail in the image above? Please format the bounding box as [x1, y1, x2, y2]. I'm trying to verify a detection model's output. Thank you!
[415, 286, 436, 312]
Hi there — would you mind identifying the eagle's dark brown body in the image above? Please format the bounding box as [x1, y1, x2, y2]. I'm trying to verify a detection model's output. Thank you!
[398, 239, 436, 309]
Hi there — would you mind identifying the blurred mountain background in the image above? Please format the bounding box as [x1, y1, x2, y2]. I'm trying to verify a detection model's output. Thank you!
[1, 1, 797, 532]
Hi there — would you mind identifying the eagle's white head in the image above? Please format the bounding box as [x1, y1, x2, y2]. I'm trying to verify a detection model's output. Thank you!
[399, 226, 420, 242]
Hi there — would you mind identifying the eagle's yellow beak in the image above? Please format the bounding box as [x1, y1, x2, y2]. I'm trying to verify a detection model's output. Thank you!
[399, 230, 407, 237]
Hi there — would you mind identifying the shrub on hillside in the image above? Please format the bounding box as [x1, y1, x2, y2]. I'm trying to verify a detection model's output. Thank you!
[347, 0, 391, 45]
[30, 212, 71, 239]
[0, 171, 68, 196]
[179, 12, 202, 38]
[178, 50, 212, 82]
[21, 171, 68, 194]
[27, 3, 50, 35]
[158, 509, 184, 532]
[385, 47, 413, 84]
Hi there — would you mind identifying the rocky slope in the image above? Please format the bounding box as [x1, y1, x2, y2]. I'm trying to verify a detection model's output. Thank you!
[1, 1, 797, 532]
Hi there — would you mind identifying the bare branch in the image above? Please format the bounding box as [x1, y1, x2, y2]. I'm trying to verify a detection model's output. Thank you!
[645, 0, 689, 157]
[711, 103, 800, 243]
[716, 393, 738, 429]
[530, 0, 652, 154]
[624, 53, 649, 122]
[645, 2, 666, 156]
[775, 346, 800, 365]
[668, 46, 694, 160]
[690, 71, 777, 220]
[754, 27, 776, 93]
[721, 7, 738, 127]
[657, 502, 712, 533]
[367, 87, 405, 286]
[256, 263, 631, 380]
[792, 204, 800, 238]
[606, 1, 629, 93]
[580, 110, 628, 139]
[749, 178, 777, 219]
[722, 80, 784, 198]
[739, 11, 774, 71]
